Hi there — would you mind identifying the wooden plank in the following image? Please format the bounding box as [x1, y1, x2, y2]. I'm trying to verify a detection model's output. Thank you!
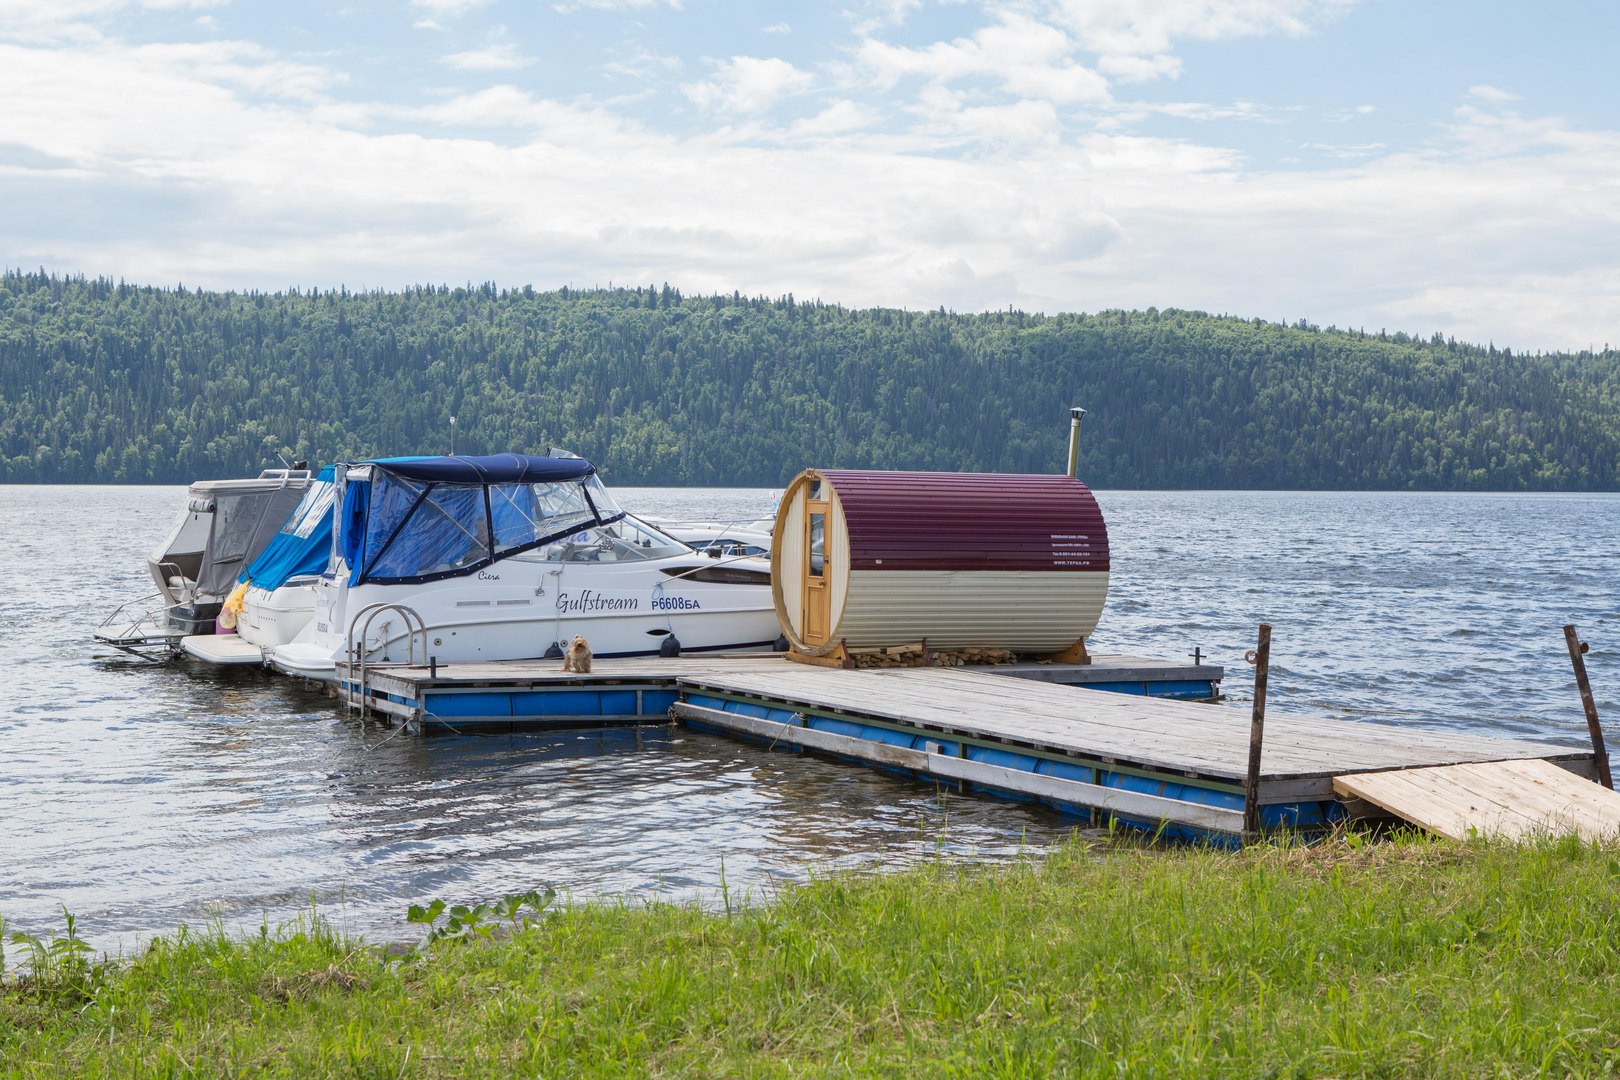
[672, 702, 1245, 834]
[1332, 759, 1620, 842]
[680, 666, 1584, 784]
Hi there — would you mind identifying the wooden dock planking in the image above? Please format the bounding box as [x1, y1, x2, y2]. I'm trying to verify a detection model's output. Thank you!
[1333, 759, 1620, 842]
[342, 651, 1224, 729]
[336, 650, 1605, 840]
[677, 666, 1590, 796]
[348, 651, 1207, 692]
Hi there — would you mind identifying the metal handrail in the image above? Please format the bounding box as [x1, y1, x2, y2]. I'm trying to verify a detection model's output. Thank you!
[94, 592, 166, 637]
[344, 603, 428, 721]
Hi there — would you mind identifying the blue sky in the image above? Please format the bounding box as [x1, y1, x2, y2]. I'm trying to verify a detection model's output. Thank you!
[2, 0, 1617, 349]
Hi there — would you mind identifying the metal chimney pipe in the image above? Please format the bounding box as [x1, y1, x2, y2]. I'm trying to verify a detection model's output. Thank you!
[1066, 407, 1087, 477]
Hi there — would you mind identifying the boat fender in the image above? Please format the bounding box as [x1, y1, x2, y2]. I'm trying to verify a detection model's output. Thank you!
[218, 581, 250, 631]
[659, 634, 682, 658]
[773, 635, 790, 653]
[543, 641, 564, 659]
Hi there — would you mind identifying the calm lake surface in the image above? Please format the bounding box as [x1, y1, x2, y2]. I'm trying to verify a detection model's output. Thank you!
[3, 485, 1616, 946]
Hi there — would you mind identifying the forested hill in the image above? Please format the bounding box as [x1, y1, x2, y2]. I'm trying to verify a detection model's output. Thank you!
[2, 270, 1617, 489]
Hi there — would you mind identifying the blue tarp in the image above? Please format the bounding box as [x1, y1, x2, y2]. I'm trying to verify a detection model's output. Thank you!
[238, 466, 338, 591]
[340, 454, 617, 586]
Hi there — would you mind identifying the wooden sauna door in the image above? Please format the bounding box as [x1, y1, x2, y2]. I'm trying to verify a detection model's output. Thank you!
[802, 498, 830, 645]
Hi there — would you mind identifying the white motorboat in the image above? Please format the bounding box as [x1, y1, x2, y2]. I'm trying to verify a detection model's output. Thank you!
[652, 518, 774, 558]
[180, 465, 338, 665]
[93, 469, 321, 659]
[263, 454, 780, 682]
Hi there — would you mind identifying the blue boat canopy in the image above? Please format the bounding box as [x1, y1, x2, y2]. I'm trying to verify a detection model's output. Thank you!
[338, 454, 625, 586]
[238, 465, 338, 591]
[368, 453, 594, 486]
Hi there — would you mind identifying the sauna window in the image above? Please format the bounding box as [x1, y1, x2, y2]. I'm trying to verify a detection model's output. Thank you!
[808, 513, 825, 577]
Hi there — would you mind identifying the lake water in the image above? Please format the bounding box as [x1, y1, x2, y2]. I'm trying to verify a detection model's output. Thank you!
[2, 485, 1616, 947]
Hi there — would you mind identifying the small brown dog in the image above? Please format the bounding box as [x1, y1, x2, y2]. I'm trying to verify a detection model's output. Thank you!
[561, 634, 592, 674]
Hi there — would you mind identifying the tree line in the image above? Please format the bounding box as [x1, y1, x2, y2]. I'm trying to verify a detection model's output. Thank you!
[1, 270, 1617, 490]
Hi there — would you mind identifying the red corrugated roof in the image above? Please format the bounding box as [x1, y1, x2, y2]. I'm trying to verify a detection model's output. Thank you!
[819, 470, 1109, 573]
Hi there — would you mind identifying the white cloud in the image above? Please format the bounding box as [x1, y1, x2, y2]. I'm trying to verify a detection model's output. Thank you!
[1052, 0, 1354, 60]
[762, 22, 790, 35]
[1102, 99, 1300, 128]
[1300, 140, 1385, 160]
[859, 12, 1109, 104]
[603, 45, 682, 81]
[552, 0, 683, 12]
[409, 0, 492, 15]
[788, 100, 877, 138]
[3, 3, 1619, 353]
[1044, 0, 1355, 88]
[442, 42, 534, 71]
[684, 56, 813, 115]
[850, 0, 922, 35]
[1467, 84, 1519, 103]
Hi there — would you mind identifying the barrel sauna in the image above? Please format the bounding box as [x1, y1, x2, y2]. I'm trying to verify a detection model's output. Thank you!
[770, 469, 1110, 660]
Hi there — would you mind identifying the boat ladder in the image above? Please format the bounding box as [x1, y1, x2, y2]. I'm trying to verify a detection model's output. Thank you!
[92, 591, 181, 661]
[344, 603, 428, 722]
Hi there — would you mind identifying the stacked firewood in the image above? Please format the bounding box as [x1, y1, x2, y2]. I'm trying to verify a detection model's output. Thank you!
[850, 645, 1019, 669]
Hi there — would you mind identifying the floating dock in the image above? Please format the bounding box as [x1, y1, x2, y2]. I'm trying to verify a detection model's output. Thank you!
[336, 651, 1620, 843]
[339, 652, 1221, 730]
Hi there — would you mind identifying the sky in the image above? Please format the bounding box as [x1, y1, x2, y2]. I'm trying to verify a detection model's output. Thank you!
[1, 0, 1617, 351]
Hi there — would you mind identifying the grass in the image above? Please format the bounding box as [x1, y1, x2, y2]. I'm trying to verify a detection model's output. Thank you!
[6, 832, 1620, 1077]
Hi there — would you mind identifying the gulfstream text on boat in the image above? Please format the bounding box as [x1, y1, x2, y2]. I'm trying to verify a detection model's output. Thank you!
[556, 589, 640, 614]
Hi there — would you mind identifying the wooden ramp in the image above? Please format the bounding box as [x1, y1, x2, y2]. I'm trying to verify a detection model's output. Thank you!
[1334, 760, 1620, 842]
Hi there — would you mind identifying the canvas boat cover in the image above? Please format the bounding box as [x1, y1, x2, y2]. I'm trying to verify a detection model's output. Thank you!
[338, 454, 624, 586]
[239, 465, 338, 592]
[193, 482, 310, 598]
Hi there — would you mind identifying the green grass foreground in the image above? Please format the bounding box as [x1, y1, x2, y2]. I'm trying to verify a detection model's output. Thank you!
[6, 834, 1620, 1077]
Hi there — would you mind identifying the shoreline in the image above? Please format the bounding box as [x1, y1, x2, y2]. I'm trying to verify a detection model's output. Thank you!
[6, 833, 1618, 1076]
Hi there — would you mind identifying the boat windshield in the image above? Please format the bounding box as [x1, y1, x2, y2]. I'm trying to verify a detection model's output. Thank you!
[534, 515, 690, 562]
[343, 467, 629, 585]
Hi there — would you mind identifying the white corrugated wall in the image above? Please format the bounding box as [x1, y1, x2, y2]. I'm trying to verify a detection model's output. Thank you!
[828, 487, 851, 631]
[832, 569, 1109, 652]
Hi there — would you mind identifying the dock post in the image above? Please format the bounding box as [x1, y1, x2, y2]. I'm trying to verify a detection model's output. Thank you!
[1242, 623, 1272, 842]
[1564, 624, 1613, 790]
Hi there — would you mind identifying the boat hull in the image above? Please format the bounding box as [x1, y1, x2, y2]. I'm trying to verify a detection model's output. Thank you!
[266, 553, 779, 682]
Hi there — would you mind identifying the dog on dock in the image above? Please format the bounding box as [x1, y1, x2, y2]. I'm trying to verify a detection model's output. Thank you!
[561, 634, 592, 674]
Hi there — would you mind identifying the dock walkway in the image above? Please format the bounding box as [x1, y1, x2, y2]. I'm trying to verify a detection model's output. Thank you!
[343, 651, 1221, 729]
[671, 666, 1602, 839]
[340, 653, 1610, 842]
[680, 666, 1588, 801]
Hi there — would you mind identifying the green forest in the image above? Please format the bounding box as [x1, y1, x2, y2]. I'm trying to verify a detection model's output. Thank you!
[1, 270, 1616, 489]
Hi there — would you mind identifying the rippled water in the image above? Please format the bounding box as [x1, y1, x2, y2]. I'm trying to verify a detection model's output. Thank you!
[3, 485, 1616, 945]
